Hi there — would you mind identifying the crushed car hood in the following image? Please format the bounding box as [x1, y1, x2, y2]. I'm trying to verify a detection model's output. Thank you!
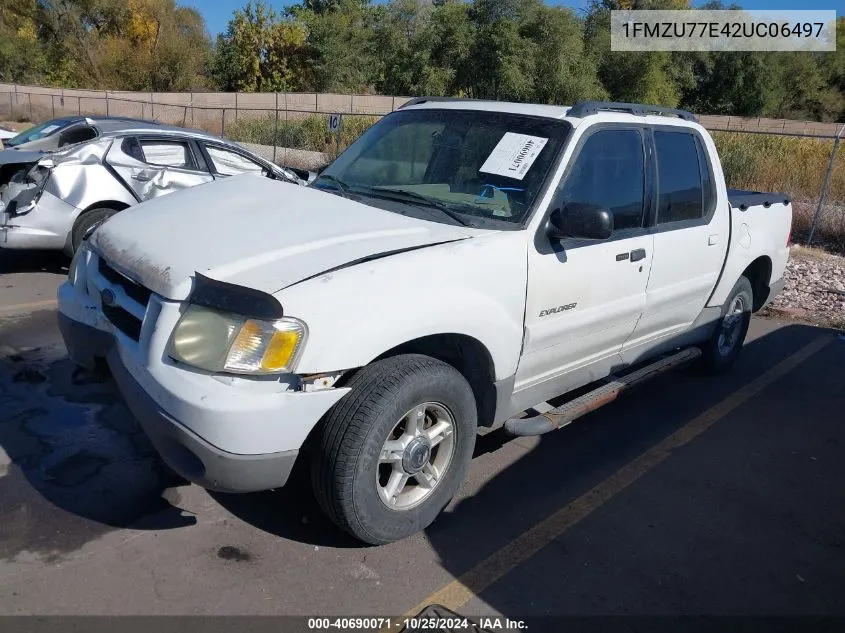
[92, 174, 480, 300]
[0, 149, 44, 166]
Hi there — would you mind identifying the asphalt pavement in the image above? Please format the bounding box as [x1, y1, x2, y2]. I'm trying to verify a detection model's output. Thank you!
[1, 249, 844, 626]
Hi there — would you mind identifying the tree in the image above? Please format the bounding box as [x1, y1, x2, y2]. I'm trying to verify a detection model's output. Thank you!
[519, 0, 607, 104]
[211, 1, 308, 92]
[296, 0, 378, 92]
[0, 0, 48, 84]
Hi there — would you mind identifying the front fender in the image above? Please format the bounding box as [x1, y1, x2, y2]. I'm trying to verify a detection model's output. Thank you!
[276, 232, 528, 380]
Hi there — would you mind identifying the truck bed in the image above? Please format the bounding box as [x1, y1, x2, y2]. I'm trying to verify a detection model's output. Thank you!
[728, 188, 791, 211]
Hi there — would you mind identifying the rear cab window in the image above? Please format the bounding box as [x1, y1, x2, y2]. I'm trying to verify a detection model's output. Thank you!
[654, 130, 714, 225]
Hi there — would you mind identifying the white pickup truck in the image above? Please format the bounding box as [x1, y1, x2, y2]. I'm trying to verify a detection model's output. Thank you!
[57, 99, 791, 544]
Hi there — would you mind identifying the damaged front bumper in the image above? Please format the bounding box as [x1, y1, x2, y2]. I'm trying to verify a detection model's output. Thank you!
[1, 191, 79, 250]
[57, 254, 350, 492]
[0, 155, 78, 250]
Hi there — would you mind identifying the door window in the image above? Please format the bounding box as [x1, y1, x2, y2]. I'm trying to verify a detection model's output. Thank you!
[560, 129, 645, 231]
[205, 145, 266, 176]
[654, 131, 705, 224]
[138, 140, 196, 170]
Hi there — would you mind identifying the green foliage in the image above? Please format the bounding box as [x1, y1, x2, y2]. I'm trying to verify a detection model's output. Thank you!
[212, 1, 309, 92]
[226, 113, 379, 155]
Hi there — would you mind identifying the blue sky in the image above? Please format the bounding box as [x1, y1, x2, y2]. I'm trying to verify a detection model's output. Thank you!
[186, 0, 840, 36]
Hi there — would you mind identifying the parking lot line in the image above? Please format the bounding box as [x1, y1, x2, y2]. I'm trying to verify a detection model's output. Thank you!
[0, 299, 58, 314]
[404, 334, 833, 617]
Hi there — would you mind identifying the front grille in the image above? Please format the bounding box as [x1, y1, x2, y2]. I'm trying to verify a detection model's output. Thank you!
[102, 304, 143, 340]
[98, 258, 152, 307]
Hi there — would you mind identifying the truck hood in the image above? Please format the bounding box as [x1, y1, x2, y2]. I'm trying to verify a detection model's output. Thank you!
[92, 174, 479, 300]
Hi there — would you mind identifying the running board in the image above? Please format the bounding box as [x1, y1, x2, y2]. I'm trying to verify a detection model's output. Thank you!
[504, 347, 702, 437]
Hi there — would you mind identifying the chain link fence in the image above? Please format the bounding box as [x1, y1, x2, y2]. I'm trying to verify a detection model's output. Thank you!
[1, 85, 842, 249]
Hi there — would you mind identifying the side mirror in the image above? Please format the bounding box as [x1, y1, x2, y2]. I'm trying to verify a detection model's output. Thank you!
[546, 203, 613, 241]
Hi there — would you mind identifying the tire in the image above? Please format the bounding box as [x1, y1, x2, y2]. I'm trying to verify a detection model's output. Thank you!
[311, 354, 477, 545]
[697, 276, 753, 375]
[71, 207, 118, 254]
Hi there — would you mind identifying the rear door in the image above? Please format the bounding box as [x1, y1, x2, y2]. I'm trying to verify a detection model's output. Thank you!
[516, 125, 654, 394]
[106, 135, 213, 201]
[622, 126, 729, 362]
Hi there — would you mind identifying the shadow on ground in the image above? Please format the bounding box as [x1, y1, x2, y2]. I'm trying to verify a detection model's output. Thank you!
[419, 323, 845, 622]
[0, 249, 68, 275]
[0, 313, 193, 563]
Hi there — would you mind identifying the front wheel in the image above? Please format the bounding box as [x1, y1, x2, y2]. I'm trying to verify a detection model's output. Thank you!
[697, 276, 753, 375]
[311, 354, 477, 544]
[70, 207, 118, 254]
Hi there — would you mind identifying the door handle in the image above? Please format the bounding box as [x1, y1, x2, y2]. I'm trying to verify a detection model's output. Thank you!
[131, 174, 152, 182]
[630, 248, 646, 262]
[708, 234, 719, 245]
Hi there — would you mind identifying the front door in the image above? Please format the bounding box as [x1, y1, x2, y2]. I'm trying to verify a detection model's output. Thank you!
[516, 126, 654, 398]
[107, 136, 213, 201]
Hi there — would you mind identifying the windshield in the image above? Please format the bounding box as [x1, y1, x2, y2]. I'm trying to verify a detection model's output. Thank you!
[6, 118, 76, 147]
[315, 108, 570, 227]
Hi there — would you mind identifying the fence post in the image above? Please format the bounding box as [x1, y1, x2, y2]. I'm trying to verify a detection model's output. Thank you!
[808, 123, 845, 246]
[182, 105, 188, 127]
[273, 92, 279, 164]
[106, 94, 109, 116]
[8, 92, 12, 120]
[221, 108, 226, 136]
[190, 92, 194, 127]
[28, 92, 32, 121]
[51, 94, 55, 119]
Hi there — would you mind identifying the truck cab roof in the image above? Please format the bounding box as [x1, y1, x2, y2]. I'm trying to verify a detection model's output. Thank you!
[399, 97, 699, 127]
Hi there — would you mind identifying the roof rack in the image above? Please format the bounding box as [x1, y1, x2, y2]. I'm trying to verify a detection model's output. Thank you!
[398, 96, 482, 109]
[567, 101, 698, 122]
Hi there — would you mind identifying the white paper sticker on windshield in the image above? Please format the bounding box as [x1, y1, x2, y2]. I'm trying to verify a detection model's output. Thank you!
[479, 133, 548, 181]
[39, 125, 60, 135]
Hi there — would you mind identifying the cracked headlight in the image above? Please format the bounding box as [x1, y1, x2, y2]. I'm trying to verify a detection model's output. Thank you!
[167, 305, 307, 374]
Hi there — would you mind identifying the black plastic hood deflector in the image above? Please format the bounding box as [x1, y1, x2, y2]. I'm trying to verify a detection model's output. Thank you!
[190, 272, 284, 320]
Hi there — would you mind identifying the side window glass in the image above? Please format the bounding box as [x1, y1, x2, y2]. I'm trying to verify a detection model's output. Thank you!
[560, 129, 644, 231]
[121, 137, 144, 162]
[58, 125, 96, 147]
[206, 145, 265, 176]
[655, 131, 704, 224]
[138, 140, 194, 169]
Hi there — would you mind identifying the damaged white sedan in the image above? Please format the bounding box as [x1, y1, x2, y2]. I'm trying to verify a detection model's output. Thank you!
[0, 125, 306, 255]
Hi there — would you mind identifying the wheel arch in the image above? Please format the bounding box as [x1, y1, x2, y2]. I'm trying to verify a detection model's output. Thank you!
[741, 255, 773, 312]
[65, 200, 133, 254]
[362, 333, 499, 428]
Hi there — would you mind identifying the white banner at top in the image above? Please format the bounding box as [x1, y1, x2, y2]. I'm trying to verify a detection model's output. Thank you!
[611, 10, 837, 52]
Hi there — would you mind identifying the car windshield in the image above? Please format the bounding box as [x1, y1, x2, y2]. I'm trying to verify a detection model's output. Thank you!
[314, 108, 570, 227]
[6, 118, 76, 147]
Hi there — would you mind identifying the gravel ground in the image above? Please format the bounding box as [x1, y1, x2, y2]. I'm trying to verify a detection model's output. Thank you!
[765, 245, 845, 329]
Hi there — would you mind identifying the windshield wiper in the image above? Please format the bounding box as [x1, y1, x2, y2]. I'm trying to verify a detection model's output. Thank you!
[363, 187, 471, 227]
[313, 174, 350, 198]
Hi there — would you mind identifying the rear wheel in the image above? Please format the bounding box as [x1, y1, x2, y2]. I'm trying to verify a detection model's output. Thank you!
[311, 354, 477, 544]
[71, 207, 118, 254]
[698, 276, 753, 374]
